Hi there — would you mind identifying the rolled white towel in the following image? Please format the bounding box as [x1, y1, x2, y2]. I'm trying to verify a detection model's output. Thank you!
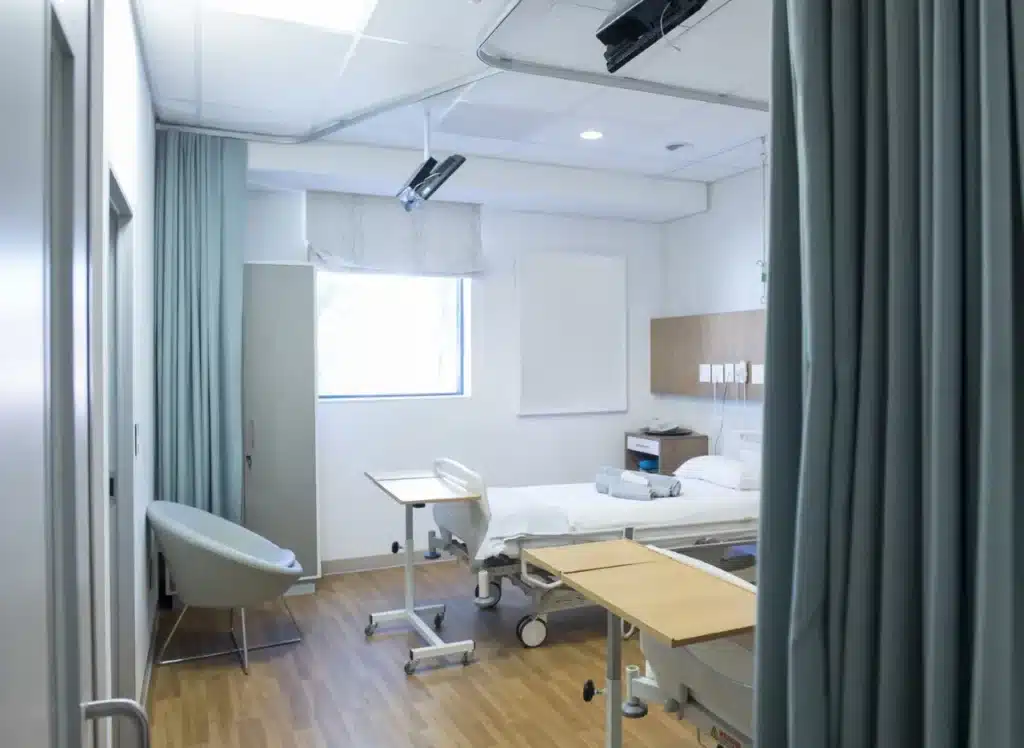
[645, 473, 682, 498]
[620, 471, 651, 486]
[609, 480, 655, 501]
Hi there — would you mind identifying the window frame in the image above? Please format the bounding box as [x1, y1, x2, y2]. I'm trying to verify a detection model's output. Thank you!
[316, 275, 468, 401]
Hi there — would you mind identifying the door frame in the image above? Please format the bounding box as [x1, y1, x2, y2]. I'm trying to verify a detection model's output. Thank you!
[108, 172, 137, 717]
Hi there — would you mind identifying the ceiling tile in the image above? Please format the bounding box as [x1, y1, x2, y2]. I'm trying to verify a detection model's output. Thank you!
[668, 137, 765, 182]
[199, 103, 323, 134]
[669, 160, 751, 182]
[135, 0, 198, 101]
[200, 10, 356, 116]
[574, 87, 710, 125]
[438, 102, 554, 141]
[329, 37, 483, 117]
[460, 73, 600, 114]
[488, 1, 609, 73]
[363, 0, 499, 52]
[502, 142, 674, 175]
[158, 98, 200, 125]
[634, 0, 771, 96]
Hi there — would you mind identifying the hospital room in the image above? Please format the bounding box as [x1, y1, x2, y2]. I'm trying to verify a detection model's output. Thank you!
[5, 0, 1018, 747]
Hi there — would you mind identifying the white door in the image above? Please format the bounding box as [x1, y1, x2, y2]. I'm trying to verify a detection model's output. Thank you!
[0, 2, 148, 746]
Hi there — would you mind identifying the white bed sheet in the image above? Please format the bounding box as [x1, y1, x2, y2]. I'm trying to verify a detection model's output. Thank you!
[433, 478, 759, 561]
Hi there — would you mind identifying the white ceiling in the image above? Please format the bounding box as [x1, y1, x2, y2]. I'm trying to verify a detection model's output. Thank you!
[136, 0, 771, 183]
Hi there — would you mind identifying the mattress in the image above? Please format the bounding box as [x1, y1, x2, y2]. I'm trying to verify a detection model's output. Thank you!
[433, 478, 759, 561]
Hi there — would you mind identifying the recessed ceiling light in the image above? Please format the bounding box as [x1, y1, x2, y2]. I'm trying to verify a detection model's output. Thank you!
[209, 0, 379, 34]
[580, 130, 604, 140]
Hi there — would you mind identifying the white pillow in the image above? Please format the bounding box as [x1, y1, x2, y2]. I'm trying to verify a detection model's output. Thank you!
[739, 448, 763, 482]
[674, 455, 759, 491]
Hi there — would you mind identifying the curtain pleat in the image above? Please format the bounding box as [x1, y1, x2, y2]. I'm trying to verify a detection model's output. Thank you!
[756, 1, 1021, 745]
[155, 131, 247, 522]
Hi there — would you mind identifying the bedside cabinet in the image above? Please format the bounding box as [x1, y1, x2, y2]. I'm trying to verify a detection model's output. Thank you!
[624, 431, 709, 476]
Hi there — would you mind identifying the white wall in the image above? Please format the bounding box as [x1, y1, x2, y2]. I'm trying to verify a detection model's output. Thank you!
[246, 191, 662, 561]
[105, 0, 156, 697]
[655, 169, 766, 454]
[246, 189, 307, 262]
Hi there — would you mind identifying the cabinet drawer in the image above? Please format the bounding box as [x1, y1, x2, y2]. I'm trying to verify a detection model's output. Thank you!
[626, 436, 660, 456]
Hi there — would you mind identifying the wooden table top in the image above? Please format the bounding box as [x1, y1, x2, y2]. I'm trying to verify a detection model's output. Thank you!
[524, 539, 668, 575]
[365, 472, 481, 505]
[523, 540, 756, 648]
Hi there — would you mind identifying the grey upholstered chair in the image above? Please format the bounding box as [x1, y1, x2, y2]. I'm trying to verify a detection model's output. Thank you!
[148, 501, 305, 673]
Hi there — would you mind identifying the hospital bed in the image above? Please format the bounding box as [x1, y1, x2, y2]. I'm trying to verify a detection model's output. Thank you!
[424, 456, 759, 647]
[523, 540, 755, 748]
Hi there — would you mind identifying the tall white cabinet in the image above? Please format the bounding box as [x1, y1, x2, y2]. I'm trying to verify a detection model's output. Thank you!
[243, 263, 320, 581]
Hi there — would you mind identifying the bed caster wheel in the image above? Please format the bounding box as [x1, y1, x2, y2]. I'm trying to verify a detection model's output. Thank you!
[364, 621, 378, 637]
[473, 581, 502, 609]
[582, 679, 597, 703]
[403, 661, 417, 676]
[461, 652, 473, 666]
[516, 615, 548, 648]
[433, 612, 445, 630]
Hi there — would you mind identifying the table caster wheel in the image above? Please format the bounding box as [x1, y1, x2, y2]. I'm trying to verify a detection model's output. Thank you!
[462, 652, 473, 666]
[404, 661, 417, 676]
[473, 581, 502, 610]
[364, 622, 378, 637]
[582, 679, 597, 703]
[433, 612, 445, 630]
[515, 615, 548, 648]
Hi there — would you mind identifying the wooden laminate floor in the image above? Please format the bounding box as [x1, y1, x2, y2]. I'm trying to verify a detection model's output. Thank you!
[149, 560, 712, 748]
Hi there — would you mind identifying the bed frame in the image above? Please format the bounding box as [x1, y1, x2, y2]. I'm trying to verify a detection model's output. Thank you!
[424, 458, 758, 648]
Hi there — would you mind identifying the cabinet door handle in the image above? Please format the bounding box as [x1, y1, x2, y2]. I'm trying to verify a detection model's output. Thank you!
[82, 698, 150, 747]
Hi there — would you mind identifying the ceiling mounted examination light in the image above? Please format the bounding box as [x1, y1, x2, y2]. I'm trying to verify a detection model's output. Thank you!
[580, 130, 604, 140]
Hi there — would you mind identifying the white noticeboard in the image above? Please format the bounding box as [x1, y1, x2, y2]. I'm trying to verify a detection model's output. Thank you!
[517, 251, 628, 416]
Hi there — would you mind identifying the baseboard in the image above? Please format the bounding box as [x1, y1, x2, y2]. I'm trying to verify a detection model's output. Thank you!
[285, 581, 317, 597]
[322, 552, 454, 576]
[139, 598, 160, 711]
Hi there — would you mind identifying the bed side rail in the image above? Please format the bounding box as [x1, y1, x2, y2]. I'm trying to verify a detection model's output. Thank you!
[433, 458, 490, 522]
[646, 546, 757, 594]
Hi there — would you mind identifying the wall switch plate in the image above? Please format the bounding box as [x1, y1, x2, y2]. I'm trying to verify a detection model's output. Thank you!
[699, 364, 711, 383]
[735, 361, 749, 383]
[711, 364, 725, 383]
[723, 363, 735, 382]
[752, 364, 765, 385]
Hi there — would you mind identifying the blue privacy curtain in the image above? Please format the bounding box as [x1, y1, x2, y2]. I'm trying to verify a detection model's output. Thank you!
[155, 131, 247, 522]
[756, 1, 1021, 747]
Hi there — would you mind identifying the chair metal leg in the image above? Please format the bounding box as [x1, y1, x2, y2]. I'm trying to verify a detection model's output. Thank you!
[155, 605, 190, 665]
[239, 608, 249, 674]
[229, 607, 250, 674]
[160, 598, 300, 672]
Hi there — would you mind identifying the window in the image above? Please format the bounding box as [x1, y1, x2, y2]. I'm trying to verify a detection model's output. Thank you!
[317, 273, 467, 399]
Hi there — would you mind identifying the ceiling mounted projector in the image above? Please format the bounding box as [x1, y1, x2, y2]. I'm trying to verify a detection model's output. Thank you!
[597, 0, 708, 73]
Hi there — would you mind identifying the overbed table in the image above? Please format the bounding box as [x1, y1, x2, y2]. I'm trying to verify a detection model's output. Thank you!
[364, 470, 480, 673]
[523, 539, 756, 748]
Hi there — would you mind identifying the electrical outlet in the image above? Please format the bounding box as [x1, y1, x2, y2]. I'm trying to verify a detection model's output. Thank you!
[735, 361, 748, 383]
[699, 364, 711, 383]
[711, 364, 725, 383]
[752, 364, 765, 385]
[723, 363, 735, 383]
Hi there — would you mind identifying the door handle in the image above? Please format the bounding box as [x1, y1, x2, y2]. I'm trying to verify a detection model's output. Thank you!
[82, 698, 151, 748]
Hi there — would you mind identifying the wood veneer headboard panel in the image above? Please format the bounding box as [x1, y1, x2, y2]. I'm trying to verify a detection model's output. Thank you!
[650, 310, 766, 397]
